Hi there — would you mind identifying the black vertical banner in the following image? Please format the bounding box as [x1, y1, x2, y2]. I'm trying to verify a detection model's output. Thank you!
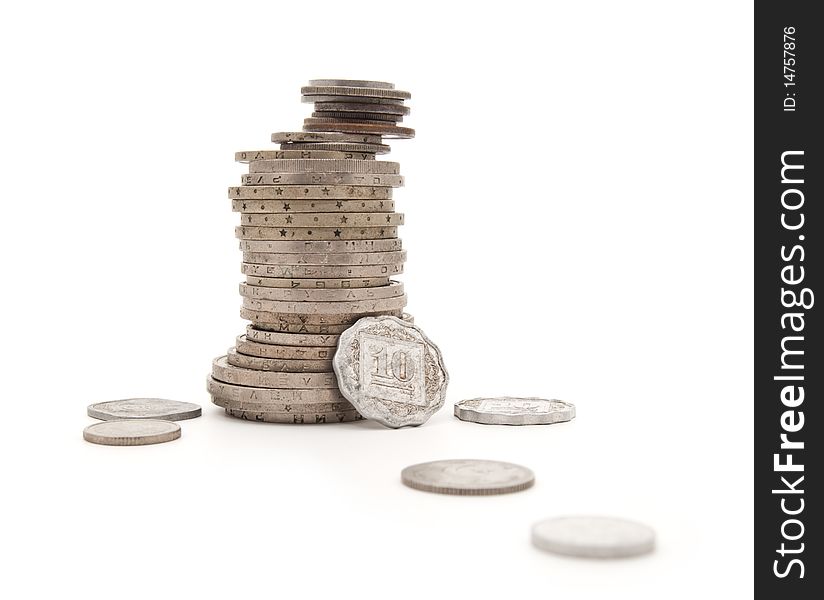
[755, 3, 822, 598]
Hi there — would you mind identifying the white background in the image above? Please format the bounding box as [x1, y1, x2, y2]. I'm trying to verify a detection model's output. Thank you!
[0, 1, 753, 598]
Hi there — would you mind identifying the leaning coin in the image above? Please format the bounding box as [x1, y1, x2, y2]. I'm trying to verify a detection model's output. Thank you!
[248, 159, 400, 175]
[308, 79, 395, 89]
[454, 398, 576, 426]
[241, 262, 403, 278]
[228, 185, 393, 199]
[211, 394, 355, 413]
[240, 280, 404, 301]
[245, 326, 340, 347]
[211, 356, 338, 389]
[300, 85, 411, 100]
[279, 142, 390, 155]
[241, 294, 407, 315]
[207, 376, 346, 403]
[334, 315, 448, 428]
[401, 459, 534, 495]
[271, 131, 383, 144]
[240, 249, 406, 266]
[239, 239, 401, 253]
[223, 407, 363, 424]
[226, 347, 333, 372]
[242, 173, 404, 187]
[303, 122, 415, 139]
[235, 225, 398, 240]
[313, 102, 409, 116]
[239, 212, 404, 227]
[244, 274, 390, 288]
[531, 516, 656, 559]
[87, 398, 201, 421]
[83, 420, 181, 446]
[232, 199, 395, 213]
[236, 149, 369, 161]
[235, 335, 336, 359]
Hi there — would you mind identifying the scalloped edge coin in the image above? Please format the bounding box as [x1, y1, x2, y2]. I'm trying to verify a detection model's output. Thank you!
[454, 397, 575, 426]
[333, 315, 447, 428]
[531, 516, 656, 559]
[83, 419, 181, 446]
[87, 398, 202, 421]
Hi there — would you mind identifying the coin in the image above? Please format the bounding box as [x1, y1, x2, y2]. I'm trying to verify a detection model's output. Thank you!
[531, 517, 656, 559]
[212, 355, 338, 388]
[299, 95, 406, 106]
[311, 111, 401, 123]
[241, 262, 403, 279]
[240, 249, 406, 265]
[235, 226, 398, 240]
[239, 239, 401, 253]
[303, 122, 415, 139]
[247, 159, 400, 174]
[308, 79, 395, 89]
[233, 199, 395, 214]
[242, 173, 404, 187]
[226, 347, 333, 372]
[271, 131, 383, 144]
[241, 294, 407, 315]
[313, 102, 409, 116]
[235, 335, 336, 359]
[87, 398, 202, 422]
[278, 141, 390, 154]
[400, 459, 535, 495]
[235, 149, 374, 161]
[211, 394, 355, 414]
[240, 280, 404, 301]
[238, 212, 404, 227]
[83, 420, 181, 446]
[239, 312, 354, 333]
[301, 85, 411, 100]
[454, 398, 576, 426]
[333, 315, 448, 428]
[207, 376, 346, 402]
[245, 326, 340, 347]
[228, 185, 393, 199]
[244, 274, 390, 288]
[222, 407, 363, 424]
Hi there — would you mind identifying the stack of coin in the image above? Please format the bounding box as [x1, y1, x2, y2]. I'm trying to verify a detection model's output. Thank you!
[208, 79, 414, 424]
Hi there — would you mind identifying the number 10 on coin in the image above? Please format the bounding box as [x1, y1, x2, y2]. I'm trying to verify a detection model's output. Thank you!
[361, 334, 425, 405]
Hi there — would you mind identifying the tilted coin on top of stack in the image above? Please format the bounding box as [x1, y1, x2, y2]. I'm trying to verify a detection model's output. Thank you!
[208, 79, 415, 424]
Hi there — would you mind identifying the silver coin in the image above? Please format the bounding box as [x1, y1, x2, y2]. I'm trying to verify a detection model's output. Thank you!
[271, 131, 383, 144]
[232, 199, 395, 214]
[247, 159, 400, 174]
[303, 122, 415, 139]
[83, 419, 181, 446]
[241, 294, 407, 315]
[239, 311, 356, 333]
[313, 102, 409, 116]
[87, 398, 201, 422]
[454, 397, 576, 426]
[278, 141, 391, 155]
[311, 111, 401, 123]
[298, 95, 405, 106]
[333, 315, 448, 428]
[531, 516, 656, 559]
[238, 212, 404, 227]
[308, 79, 395, 89]
[235, 225, 398, 240]
[242, 173, 404, 187]
[301, 85, 411, 99]
[239, 238, 401, 253]
[244, 274, 391, 288]
[241, 262, 403, 279]
[235, 335, 336, 359]
[211, 394, 355, 414]
[222, 407, 363, 424]
[240, 280, 404, 301]
[228, 185, 393, 199]
[226, 347, 333, 372]
[236, 149, 374, 161]
[245, 326, 340, 347]
[240, 249, 406, 265]
[207, 376, 346, 403]
[401, 459, 534, 495]
[211, 355, 339, 389]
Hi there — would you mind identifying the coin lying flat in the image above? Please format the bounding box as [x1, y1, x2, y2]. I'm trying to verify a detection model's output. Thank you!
[245, 326, 340, 347]
[299, 95, 406, 106]
[240, 238, 402, 254]
[311, 111, 401, 123]
[207, 376, 346, 403]
[401, 459, 534, 495]
[226, 347, 333, 372]
[308, 79, 395, 89]
[303, 122, 415, 139]
[87, 398, 202, 422]
[531, 516, 656, 559]
[240, 249, 406, 266]
[313, 101, 410, 116]
[333, 315, 448, 428]
[222, 407, 363, 424]
[239, 312, 353, 333]
[242, 173, 404, 187]
[279, 141, 391, 154]
[235, 335, 335, 359]
[241, 262, 403, 279]
[232, 199, 394, 213]
[238, 212, 404, 227]
[236, 149, 372, 161]
[211, 394, 355, 414]
[301, 85, 411, 100]
[235, 225, 399, 240]
[212, 355, 339, 388]
[248, 159, 400, 175]
[241, 294, 407, 315]
[244, 275, 391, 288]
[454, 397, 576, 426]
[228, 185, 393, 199]
[271, 131, 383, 145]
[83, 419, 181, 446]
[240, 280, 404, 301]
